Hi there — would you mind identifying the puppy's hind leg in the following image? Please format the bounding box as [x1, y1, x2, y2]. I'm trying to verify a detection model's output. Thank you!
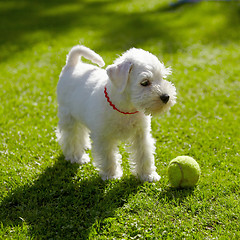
[57, 109, 91, 164]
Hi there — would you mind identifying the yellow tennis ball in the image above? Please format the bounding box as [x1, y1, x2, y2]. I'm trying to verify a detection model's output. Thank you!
[168, 156, 201, 188]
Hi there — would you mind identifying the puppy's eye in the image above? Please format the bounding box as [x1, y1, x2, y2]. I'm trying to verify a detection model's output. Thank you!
[140, 79, 151, 87]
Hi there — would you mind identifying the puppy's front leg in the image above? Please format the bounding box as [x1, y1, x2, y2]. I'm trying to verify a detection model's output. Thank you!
[130, 130, 160, 182]
[91, 136, 123, 180]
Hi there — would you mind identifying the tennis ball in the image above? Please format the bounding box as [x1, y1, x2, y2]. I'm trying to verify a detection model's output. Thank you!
[168, 156, 201, 188]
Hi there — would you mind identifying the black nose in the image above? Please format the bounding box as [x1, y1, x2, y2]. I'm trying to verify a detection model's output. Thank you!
[160, 94, 170, 104]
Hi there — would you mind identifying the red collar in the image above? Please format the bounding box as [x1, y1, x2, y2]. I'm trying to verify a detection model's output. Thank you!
[104, 86, 139, 115]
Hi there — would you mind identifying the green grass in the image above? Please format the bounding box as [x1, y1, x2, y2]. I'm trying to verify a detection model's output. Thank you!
[0, 0, 239, 239]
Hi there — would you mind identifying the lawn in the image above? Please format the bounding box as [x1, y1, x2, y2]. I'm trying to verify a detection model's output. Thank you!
[0, 0, 239, 239]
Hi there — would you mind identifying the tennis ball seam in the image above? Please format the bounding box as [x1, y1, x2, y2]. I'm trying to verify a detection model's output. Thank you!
[171, 161, 184, 186]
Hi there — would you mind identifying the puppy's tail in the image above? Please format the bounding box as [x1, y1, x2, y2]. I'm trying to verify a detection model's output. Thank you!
[66, 45, 105, 68]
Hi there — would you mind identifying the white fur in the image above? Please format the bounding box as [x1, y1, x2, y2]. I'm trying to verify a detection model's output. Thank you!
[57, 45, 176, 182]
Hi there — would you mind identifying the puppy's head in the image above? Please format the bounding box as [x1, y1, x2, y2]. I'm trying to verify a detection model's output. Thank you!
[106, 48, 177, 115]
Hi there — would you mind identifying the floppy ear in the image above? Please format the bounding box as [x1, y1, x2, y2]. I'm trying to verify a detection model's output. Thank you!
[106, 62, 133, 93]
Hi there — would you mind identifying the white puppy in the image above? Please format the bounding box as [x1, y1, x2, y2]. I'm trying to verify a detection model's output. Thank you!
[57, 45, 176, 182]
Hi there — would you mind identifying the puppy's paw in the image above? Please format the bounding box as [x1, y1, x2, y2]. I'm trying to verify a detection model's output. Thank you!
[65, 153, 90, 164]
[84, 141, 92, 151]
[100, 170, 123, 181]
[138, 171, 161, 182]
[79, 153, 91, 164]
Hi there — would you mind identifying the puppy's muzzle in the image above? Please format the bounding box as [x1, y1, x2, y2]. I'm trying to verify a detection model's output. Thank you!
[160, 94, 170, 104]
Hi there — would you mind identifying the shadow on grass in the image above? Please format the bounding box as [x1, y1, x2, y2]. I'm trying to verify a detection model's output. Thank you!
[158, 186, 196, 203]
[0, 0, 180, 58]
[1, 0, 240, 62]
[0, 155, 141, 239]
